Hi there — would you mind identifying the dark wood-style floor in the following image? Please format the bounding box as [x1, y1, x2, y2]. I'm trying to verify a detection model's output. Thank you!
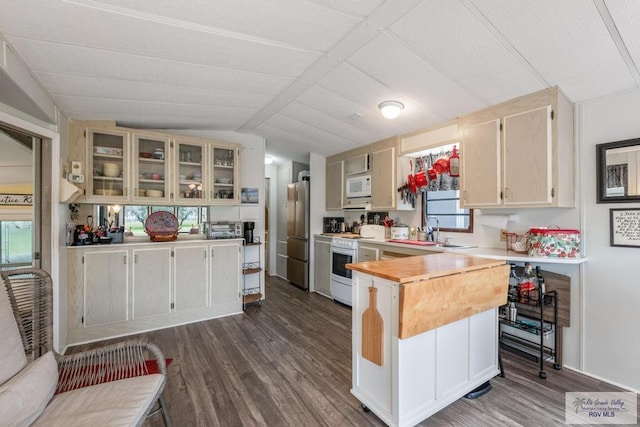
[71, 276, 637, 426]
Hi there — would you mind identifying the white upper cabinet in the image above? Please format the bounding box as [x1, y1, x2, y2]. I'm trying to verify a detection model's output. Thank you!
[326, 160, 344, 210]
[371, 146, 396, 210]
[85, 128, 130, 203]
[174, 139, 207, 205]
[502, 105, 553, 206]
[210, 146, 240, 204]
[73, 122, 241, 205]
[345, 153, 370, 176]
[132, 133, 171, 203]
[460, 87, 574, 209]
[460, 118, 501, 207]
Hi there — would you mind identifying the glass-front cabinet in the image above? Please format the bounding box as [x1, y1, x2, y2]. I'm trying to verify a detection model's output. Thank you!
[79, 123, 241, 205]
[86, 128, 130, 203]
[132, 134, 170, 203]
[174, 139, 206, 205]
[210, 146, 239, 204]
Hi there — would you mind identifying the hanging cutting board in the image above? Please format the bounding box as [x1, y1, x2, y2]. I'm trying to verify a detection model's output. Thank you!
[362, 286, 383, 366]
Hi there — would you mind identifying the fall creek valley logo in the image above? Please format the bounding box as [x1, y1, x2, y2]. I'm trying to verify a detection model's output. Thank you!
[566, 392, 637, 425]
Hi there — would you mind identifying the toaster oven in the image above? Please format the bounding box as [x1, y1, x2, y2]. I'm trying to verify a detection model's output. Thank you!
[205, 221, 242, 239]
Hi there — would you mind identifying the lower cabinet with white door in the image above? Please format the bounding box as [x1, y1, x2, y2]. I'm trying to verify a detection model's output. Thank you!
[313, 235, 332, 297]
[66, 239, 242, 346]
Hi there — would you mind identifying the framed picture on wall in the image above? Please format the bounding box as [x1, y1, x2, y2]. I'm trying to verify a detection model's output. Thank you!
[610, 208, 640, 247]
[241, 188, 258, 204]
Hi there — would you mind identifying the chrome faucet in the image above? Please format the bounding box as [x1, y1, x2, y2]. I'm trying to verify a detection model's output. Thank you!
[426, 216, 440, 243]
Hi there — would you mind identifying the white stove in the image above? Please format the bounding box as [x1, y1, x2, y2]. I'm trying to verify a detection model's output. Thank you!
[330, 237, 359, 306]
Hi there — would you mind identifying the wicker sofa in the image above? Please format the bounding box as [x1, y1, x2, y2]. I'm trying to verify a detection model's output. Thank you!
[0, 268, 171, 426]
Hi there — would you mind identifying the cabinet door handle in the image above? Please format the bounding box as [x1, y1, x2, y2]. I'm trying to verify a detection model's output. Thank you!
[123, 255, 127, 264]
[204, 249, 207, 259]
[134, 254, 138, 263]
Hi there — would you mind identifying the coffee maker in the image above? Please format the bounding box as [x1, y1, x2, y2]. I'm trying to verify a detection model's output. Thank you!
[243, 221, 255, 243]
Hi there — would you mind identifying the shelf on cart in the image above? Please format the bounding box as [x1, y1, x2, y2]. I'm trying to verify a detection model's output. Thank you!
[243, 293, 262, 304]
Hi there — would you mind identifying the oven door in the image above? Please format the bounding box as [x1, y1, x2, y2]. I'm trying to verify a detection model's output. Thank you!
[331, 247, 354, 281]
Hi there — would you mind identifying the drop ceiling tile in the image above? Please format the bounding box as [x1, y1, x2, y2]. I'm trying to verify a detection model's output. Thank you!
[317, 62, 444, 131]
[56, 95, 254, 124]
[81, 0, 361, 52]
[260, 114, 360, 155]
[605, 0, 640, 80]
[296, 85, 412, 139]
[390, 0, 545, 105]
[303, 0, 385, 17]
[1, 0, 320, 77]
[470, 0, 635, 102]
[6, 38, 293, 95]
[347, 33, 485, 121]
[35, 72, 273, 109]
[279, 101, 378, 145]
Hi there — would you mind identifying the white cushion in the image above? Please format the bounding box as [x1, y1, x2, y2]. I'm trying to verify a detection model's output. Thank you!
[33, 374, 164, 427]
[0, 351, 58, 427]
[0, 287, 27, 384]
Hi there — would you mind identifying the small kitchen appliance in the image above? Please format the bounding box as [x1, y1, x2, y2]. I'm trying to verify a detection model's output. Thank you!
[346, 175, 372, 199]
[205, 221, 242, 239]
[243, 221, 255, 243]
[323, 217, 344, 233]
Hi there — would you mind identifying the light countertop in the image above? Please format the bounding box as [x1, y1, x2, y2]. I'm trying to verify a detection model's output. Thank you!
[314, 234, 588, 264]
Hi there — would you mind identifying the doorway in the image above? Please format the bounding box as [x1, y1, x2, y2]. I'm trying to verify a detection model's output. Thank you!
[0, 122, 51, 270]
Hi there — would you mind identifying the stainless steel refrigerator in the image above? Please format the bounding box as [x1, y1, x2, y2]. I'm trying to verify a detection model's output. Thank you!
[287, 180, 309, 289]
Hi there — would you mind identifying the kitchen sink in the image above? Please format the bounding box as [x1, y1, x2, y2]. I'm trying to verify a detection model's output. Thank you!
[437, 243, 477, 249]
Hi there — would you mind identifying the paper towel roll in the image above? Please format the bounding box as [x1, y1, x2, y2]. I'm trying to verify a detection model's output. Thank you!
[475, 214, 509, 229]
[60, 177, 82, 203]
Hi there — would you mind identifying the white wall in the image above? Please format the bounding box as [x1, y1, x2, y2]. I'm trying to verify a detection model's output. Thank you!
[265, 163, 278, 274]
[308, 153, 328, 291]
[579, 88, 640, 392]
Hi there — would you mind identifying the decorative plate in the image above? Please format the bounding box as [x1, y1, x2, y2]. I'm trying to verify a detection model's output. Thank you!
[144, 211, 179, 241]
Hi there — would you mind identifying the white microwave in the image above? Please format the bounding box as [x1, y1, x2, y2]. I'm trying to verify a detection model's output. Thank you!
[346, 175, 372, 198]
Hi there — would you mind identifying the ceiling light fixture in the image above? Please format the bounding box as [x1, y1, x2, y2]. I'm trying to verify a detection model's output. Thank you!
[265, 155, 273, 165]
[378, 100, 404, 119]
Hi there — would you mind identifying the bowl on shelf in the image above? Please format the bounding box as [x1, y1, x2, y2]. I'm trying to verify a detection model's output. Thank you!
[102, 162, 121, 177]
[151, 173, 162, 180]
[94, 146, 123, 156]
[139, 152, 152, 158]
[94, 188, 123, 196]
[138, 189, 146, 197]
[146, 189, 164, 198]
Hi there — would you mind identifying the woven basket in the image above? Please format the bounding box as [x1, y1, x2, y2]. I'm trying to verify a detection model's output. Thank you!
[148, 232, 178, 242]
[505, 232, 528, 253]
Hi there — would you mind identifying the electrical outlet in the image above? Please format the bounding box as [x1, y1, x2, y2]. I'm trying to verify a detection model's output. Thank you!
[500, 229, 508, 242]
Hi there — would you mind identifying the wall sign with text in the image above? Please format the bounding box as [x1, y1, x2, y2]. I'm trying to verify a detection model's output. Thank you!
[610, 208, 640, 247]
[0, 194, 33, 206]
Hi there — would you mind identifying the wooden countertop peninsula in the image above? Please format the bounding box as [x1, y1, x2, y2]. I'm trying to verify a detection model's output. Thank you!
[347, 252, 505, 283]
[348, 253, 509, 339]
